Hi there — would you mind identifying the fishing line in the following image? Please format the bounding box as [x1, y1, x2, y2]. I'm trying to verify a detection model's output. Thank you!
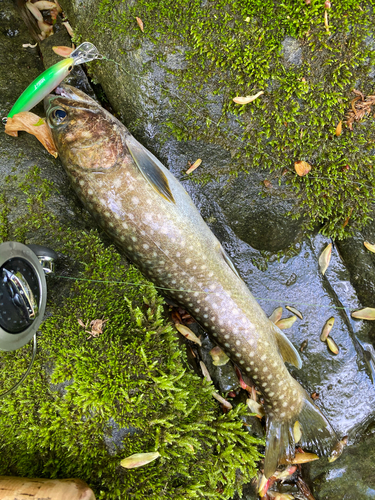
[54, 274, 358, 312]
[100, 56, 375, 192]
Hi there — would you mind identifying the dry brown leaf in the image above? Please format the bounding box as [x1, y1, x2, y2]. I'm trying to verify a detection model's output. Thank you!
[318, 243, 332, 275]
[5, 112, 58, 158]
[291, 452, 319, 464]
[275, 315, 297, 329]
[326, 336, 339, 354]
[294, 160, 312, 176]
[62, 21, 74, 37]
[136, 17, 144, 32]
[335, 120, 342, 136]
[175, 323, 202, 345]
[186, 158, 202, 174]
[209, 346, 230, 366]
[269, 306, 283, 323]
[33, 1, 58, 10]
[26, 1, 43, 21]
[364, 241, 375, 253]
[52, 45, 74, 58]
[263, 179, 272, 188]
[233, 91, 264, 105]
[320, 317, 334, 341]
[120, 452, 160, 469]
[351, 307, 375, 320]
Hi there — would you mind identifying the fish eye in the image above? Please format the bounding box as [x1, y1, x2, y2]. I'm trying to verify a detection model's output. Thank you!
[51, 108, 67, 125]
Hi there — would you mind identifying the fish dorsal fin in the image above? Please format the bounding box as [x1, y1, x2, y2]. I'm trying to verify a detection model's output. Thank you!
[271, 322, 302, 369]
[221, 246, 241, 279]
[125, 135, 175, 203]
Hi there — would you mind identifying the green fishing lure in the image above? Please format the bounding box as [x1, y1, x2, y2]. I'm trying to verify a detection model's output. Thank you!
[7, 42, 102, 119]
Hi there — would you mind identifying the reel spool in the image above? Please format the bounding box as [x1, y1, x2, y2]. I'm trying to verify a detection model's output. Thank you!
[0, 242, 57, 396]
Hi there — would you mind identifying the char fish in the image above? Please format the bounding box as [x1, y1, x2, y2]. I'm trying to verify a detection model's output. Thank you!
[45, 85, 337, 477]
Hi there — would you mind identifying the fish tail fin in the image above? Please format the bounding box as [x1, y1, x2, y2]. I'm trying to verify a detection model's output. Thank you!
[264, 393, 338, 478]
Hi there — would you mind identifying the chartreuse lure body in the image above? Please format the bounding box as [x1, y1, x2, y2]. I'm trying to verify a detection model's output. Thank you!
[7, 42, 102, 119]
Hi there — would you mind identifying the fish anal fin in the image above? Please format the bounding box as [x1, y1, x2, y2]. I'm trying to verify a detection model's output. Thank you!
[271, 322, 302, 369]
[125, 135, 175, 203]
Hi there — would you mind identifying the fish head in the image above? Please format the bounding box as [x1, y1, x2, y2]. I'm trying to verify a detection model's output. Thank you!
[44, 84, 125, 171]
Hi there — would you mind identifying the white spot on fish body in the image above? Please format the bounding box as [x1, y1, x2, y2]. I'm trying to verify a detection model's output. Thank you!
[131, 196, 139, 205]
[88, 189, 93, 195]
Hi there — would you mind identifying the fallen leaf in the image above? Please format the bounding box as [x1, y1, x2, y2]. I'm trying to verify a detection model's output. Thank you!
[326, 336, 339, 355]
[269, 306, 283, 323]
[38, 20, 53, 36]
[246, 398, 265, 418]
[5, 112, 58, 158]
[275, 315, 297, 329]
[291, 452, 319, 464]
[186, 158, 202, 174]
[320, 317, 334, 341]
[62, 20, 74, 37]
[233, 91, 264, 105]
[209, 346, 230, 366]
[351, 307, 375, 320]
[136, 16, 144, 32]
[335, 120, 342, 136]
[319, 243, 332, 275]
[364, 241, 375, 253]
[120, 452, 160, 469]
[213, 392, 233, 409]
[294, 160, 312, 176]
[328, 436, 348, 463]
[175, 323, 202, 345]
[293, 421, 302, 443]
[33, 1, 58, 10]
[263, 179, 272, 188]
[267, 492, 295, 500]
[26, 1, 43, 21]
[201, 360, 232, 408]
[53, 45, 74, 58]
[286, 305, 303, 319]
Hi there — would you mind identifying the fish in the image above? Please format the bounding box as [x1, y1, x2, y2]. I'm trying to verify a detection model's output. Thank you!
[44, 84, 338, 478]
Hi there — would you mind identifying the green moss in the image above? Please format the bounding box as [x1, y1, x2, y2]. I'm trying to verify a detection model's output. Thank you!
[94, 0, 375, 239]
[0, 168, 262, 499]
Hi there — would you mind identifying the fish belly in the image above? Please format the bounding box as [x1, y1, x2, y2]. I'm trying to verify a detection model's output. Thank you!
[68, 160, 304, 421]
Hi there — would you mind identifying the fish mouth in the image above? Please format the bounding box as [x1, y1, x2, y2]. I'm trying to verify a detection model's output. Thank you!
[44, 84, 98, 115]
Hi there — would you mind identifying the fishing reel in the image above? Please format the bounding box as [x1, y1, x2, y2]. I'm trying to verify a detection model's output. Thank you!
[0, 242, 57, 396]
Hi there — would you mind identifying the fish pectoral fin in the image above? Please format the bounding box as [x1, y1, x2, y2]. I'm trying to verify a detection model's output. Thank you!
[271, 323, 302, 369]
[220, 246, 241, 279]
[125, 135, 175, 204]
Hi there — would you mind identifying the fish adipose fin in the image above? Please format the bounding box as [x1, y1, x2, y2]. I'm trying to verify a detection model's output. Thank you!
[220, 247, 241, 279]
[125, 135, 175, 204]
[264, 394, 338, 478]
[271, 322, 302, 369]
